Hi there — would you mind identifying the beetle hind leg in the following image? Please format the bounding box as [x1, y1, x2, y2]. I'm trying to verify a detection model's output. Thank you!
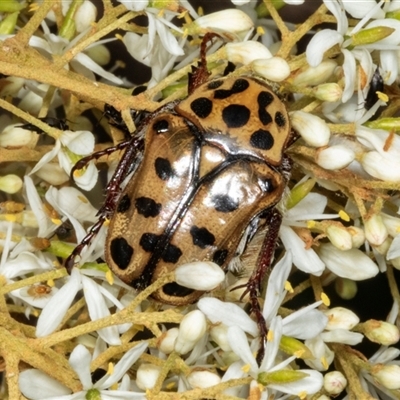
[237, 208, 283, 365]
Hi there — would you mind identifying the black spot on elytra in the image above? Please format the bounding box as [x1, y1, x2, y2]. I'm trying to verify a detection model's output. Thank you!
[155, 157, 173, 180]
[208, 80, 223, 89]
[191, 97, 213, 118]
[213, 194, 239, 213]
[162, 282, 195, 297]
[258, 91, 274, 125]
[258, 91, 274, 107]
[140, 232, 159, 252]
[110, 237, 133, 270]
[213, 249, 228, 266]
[275, 111, 286, 127]
[153, 119, 169, 134]
[162, 244, 182, 263]
[222, 104, 250, 128]
[214, 78, 250, 99]
[135, 197, 162, 218]
[190, 226, 215, 249]
[250, 129, 274, 150]
[117, 194, 131, 213]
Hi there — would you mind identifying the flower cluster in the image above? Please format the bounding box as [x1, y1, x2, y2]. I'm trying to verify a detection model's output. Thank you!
[0, 1, 400, 399]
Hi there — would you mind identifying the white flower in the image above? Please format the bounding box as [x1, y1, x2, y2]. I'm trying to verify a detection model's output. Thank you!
[36, 269, 129, 345]
[316, 145, 355, 170]
[251, 57, 290, 81]
[187, 370, 221, 389]
[323, 371, 347, 395]
[281, 191, 335, 276]
[123, 10, 184, 86]
[194, 9, 253, 35]
[174, 310, 207, 354]
[318, 243, 379, 280]
[226, 41, 272, 65]
[19, 342, 148, 399]
[292, 60, 337, 86]
[323, 307, 360, 331]
[136, 363, 161, 390]
[175, 261, 225, 291]
[289, 111, 330, 147]
[227, 317, 323, 396]
[364, 214, 388, 246]
[29, 129, 98, 191]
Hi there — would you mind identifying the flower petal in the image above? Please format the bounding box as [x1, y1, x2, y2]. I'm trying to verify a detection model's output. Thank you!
[198, 297, 258, 336]
[19, 369, 71, 399]
[36, 268, 82, 337]
[306, 30, 343, 67]
[69, 344, 93, 389]
[82, 275, 121, 345]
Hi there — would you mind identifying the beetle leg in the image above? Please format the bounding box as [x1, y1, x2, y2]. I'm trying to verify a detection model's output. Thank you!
[188, 32, 222, 94]
[70, 139, 132, 179]
[245, 208, 283, 365]
[65, 137, 144, 273]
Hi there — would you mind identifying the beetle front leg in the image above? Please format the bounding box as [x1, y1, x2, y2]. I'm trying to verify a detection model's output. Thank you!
[245, 208, 283, 365]
[65, 137, 144, 272]
[70, 139, 132, 178]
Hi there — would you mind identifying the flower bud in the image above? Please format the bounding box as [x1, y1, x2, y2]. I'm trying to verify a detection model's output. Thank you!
[192, 9, 253, 35]
[361, 151, 400, 182]
[0, 76, 24, 97]
[187, 370, 221, 388]
[35, 164, 69, 186]
[286, 178, 315, 209]
[252, 57, 290, 82]
[351, 26, 395, 47]
[136, 363, 161, 390]
[381, 213, 400, 237]
[0, 174, 22, 194]
[318, 243, 379, 280]
[0, 124, 37, 148]
[362, 320, 400, 345]
[313, 83, 342, 102]
[323, 371, 347, 395]
[323, 307, 359, 330]
[293, 60, 337, 86]
[316, 145, 355, 170]
[85, 44, 110, 66]
[258, 370, 308, 385]
[348, 226, 365, 248]
[174, 310, 207, 354]
[371, 364, 400, 390]
[326, 225, 353, 251]
[279, 335, 313, 359]
[364, 214, 388, 246]
[335, 278, 358, 300]
[75, 0, 97, 33]
[226, 41, 272, 65]
[290, 111, 330, 147]
[158, 328, 179, 354]
[209, 324, 231, 351]
[175, 261, 225, 291]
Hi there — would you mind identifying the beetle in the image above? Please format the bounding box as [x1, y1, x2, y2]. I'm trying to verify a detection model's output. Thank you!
[364, 66, 384, 111]
[66, 34, 295, 363]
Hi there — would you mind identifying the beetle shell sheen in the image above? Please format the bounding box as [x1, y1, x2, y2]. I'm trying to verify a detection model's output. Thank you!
[105, 76, 291, 305]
